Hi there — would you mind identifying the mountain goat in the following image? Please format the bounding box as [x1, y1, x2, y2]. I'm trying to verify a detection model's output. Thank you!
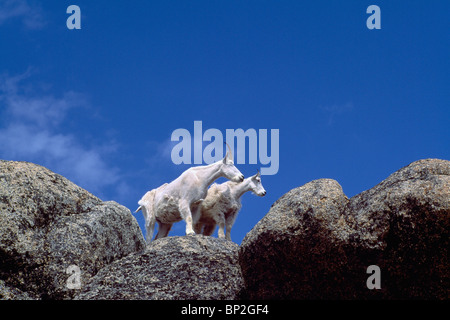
[194, 171, 266, 241]
[135, 146, 244, 243]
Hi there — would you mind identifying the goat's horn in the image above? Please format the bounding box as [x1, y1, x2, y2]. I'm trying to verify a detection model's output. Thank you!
[224, 142, 232, 158]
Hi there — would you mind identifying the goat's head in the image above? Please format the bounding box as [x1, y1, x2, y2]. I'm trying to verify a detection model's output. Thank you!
[249, 170, 266, 197]
[221, 142, 244, 182]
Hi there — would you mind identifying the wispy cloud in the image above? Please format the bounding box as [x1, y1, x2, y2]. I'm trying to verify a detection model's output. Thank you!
[0, 0, 45, 29]
[0, 71, 127, 199]
[319, 102, 353, 125]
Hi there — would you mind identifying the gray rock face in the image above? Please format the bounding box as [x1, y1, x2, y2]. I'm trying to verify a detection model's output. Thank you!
[239, 159, 449, 299]
[345, 159, 450, 299]
[239, 179, 352, 299]
[0, 160, 145, 299]
[1, 158, 448, 300]
[75, 235, 243, 300]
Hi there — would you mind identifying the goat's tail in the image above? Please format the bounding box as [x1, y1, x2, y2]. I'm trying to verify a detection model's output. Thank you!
[138, 189, 159, 244]
[137, 183, 168, 244]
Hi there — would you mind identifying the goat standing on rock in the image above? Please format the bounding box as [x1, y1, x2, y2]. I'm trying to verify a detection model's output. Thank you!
[194, 171, 266, 241]
[136, 145, 244, 243]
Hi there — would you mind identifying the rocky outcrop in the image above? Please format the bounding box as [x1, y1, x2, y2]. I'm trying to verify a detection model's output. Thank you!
[239, 159, 449, 299]
[75, 235, 243, 300]
[1, 158, 448, 300]
[239, 179, 352, 299]
[0, 279, 35, 300]
[0, 160, 145, 299]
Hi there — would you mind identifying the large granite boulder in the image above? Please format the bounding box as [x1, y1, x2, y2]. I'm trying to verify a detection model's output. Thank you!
[239, 159, 449, 299]
[0, 160, 145, 299]
[75, 235, 244, 300]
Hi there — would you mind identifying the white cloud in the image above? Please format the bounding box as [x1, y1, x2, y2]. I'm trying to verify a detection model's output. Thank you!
[5, 91, 85, 127]
[0, 71, 125, 198]
[0, 0, 45, 29]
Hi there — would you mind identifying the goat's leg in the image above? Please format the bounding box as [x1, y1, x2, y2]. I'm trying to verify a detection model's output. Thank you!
[180, 202, 195, 236]
[217, 223, 226, 239]
[185, 216, 195, 236]
[216, 212, 226, 239]
[141, 205, 156, 244]
[191, 203, 204, 235]
[225, 224, 232, 241]
[225, 215, 236, 241]
[145, 219, 155, 244]
[155, 222, 172, 239]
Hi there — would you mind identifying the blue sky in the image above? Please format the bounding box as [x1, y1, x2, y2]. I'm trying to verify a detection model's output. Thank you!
[0, 0, 448, 244]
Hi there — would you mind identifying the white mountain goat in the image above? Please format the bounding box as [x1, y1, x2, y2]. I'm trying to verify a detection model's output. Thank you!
[194, 171, 266, 241]
[135, 145, 244, 243]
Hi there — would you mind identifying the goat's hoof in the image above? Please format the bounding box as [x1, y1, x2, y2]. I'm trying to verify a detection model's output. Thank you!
[186, 231, 196, 236]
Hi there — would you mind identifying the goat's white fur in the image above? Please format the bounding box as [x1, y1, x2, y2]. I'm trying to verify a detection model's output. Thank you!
[135, 149, 244, 244]
[194, 171, 266, 241]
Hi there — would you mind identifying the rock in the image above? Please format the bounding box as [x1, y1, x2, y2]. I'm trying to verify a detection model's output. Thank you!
[75, 235, 244, 300]
[239, 178, 352, 299]
[2, 158, 447, 300]
[345, 158, 450, 299]
[0, 160, 145, 299]
[239, 159, 449, 299]
[0, 279, 36, 300]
